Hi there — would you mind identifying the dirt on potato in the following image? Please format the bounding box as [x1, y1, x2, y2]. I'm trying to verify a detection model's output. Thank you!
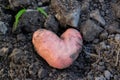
[0, 0, 120, 80]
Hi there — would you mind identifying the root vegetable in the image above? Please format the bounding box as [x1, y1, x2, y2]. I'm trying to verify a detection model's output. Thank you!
[32, 28, 83, 69]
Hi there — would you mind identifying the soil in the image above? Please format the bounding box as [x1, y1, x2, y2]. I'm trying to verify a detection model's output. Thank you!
[0, 0, 120, 80]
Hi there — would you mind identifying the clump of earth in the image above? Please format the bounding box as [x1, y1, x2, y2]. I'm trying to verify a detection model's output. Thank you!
[0, 0, 120, 80]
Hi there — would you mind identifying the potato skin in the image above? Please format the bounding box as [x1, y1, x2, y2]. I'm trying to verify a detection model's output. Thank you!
[32, 28, 83, 69]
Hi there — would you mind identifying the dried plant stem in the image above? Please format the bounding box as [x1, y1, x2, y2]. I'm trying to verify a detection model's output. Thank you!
[115, 50, 120, 66]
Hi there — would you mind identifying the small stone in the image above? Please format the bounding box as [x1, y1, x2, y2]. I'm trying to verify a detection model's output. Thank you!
[0, 69, 4, 76]
[97, 63, 105, 72]
[106, 45, 110, 50]
[38, 2, 43, 6]
[104, 70, 112, 80]
[99, 42, 107, 49]
[107, 22, 120, 34]
[80, 20, 103, 41]
[81, 0, 91, 11]
[100, 31, 108, 40]
[0, 47, 9, 56]
[38, 68, 48, 79]
[51, 0, 81, 27]
[97, 65, 105, 71]
[111, 3, 120, 18]
[90, 9, 106, 26]
[9, 48, 24, 64]
[114, 34, 120, 42]
[44, 15, 59, 33]
[114, 75, 118, 80]
[18, 11, 45, 33]
[108, 34, 115, 39]
[0, 21, 7, 34]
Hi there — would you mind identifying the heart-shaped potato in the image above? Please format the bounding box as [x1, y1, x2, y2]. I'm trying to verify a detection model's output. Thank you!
[32, 28, 83, 69]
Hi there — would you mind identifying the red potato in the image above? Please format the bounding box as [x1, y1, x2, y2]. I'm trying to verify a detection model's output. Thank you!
[32, 28, 83, 69]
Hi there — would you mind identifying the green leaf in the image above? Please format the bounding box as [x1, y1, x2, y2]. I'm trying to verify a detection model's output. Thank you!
[12, 9, 26, 32]
[37, 7, 48, 17]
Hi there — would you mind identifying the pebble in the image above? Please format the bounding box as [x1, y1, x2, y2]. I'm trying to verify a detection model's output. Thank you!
[104, 70, 112, 80]
[114, 34, 120, 42]
[38, 68, 48, 79]
[97, 65, 105, 71]
[9, 48, 24, 64]
[111, 3, 120, 18]
[0, 47, 9, 56]
[0, 21, 7, 34]
[114, 75, 118, 80]
[18, 11, 45, 33]
[0, 69, 4, 77]
[38, 2, 43, 6]
[108, 34, 115, 39]
[90, 9, 106, 26]
[99, 42, 107, 49]
[107, 22, 120, 34]
[100, 31, 108, 40]
[51, 0, 81, 27]
[80, 19, 103, 41]
[94, 63, 105, 72]
[44, 15, 59, 33]
[81, 0, 91, 11]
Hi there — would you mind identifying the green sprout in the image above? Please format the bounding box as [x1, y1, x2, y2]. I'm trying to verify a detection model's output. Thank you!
[12, 9, 26, 32]
[37, 7, 48, 17]
[12, 7, 48, 32]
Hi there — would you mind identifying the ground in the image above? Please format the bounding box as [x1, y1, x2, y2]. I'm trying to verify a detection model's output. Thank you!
[0, 0, 120, 80]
